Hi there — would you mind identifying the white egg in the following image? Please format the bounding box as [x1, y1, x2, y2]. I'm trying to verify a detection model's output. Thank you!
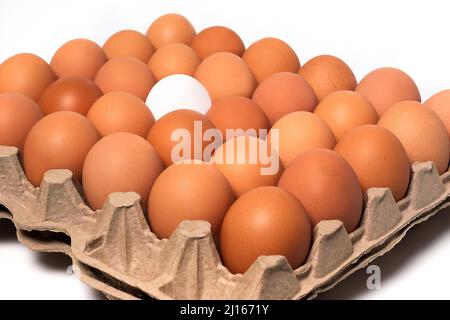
[146, 74, 212, 119]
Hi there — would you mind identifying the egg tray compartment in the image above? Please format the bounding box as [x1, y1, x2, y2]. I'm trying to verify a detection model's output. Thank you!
[1, 145, 449, 300]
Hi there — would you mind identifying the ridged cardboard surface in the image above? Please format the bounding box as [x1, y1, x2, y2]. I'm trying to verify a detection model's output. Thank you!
[0, 145, 449, 299]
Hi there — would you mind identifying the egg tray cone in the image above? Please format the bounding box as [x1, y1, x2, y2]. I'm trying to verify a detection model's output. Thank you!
[1, 145, 449, 300]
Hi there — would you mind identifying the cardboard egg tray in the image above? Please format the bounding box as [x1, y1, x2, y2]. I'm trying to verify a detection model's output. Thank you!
[1, 144, 449, 300]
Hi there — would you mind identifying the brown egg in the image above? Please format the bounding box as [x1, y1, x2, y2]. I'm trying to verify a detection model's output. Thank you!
[252, 72, 317, 125]
[146, 13, 196, 49]
[242, 37, 300, 83]
[213, 136, 283, 196]
[148, 43, 200, 81]
[298, 55, 357, 101]
[38, 77, 102, 115]
[314, 90, 379, 141]
[378, 101, 449, 174]
[424, 90, 450, 139]
[148, 161, 235, 239]
[50, 39, 106, 80]
[205, 96, 270, 140]
[87, 91, 155, 138]
[103, 30, 155, 62]
[335, 125, 411, 201]
[191, 26, 245, 60]
[147, 109, 215, 166]
[195, 52, 256, 101]
[95, 56, 156, 100]
[82, 132, 163, 210]
[23, 111, 100, 186]
[278, 149, 363, 232]
[220, 186, 311, 274]
[0, 53, 55, 101]
[356, 67, 421, 116]
[268, 112, 336, 167]
[0, 93, 43, 154]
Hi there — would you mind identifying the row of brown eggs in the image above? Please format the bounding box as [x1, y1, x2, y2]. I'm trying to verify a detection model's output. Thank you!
[1, 13, 450, 275]
[0, 13, 359, 108]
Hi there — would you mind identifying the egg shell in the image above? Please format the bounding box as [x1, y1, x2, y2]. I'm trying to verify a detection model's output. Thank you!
[0, 93, 43, 154]
[205, 96, 270, 140]
[278, 149, 363, 232]
[195, 52, 256, 101]
[82, 132, 164, 210]
[38, 77, 102, 115]
[424, 89, 450, 139]
[191, 26, 245, 60]
[147, 109, 215, 166]
[242, 37, 300, 83]
[148, 161, 235, 239]
[378, 101, 449, 174]
[95, 56, 156, 101]
[356, 67, 421, 116]
[252, 72, 317, 125]
[314, 90, 379, 141]
[0, 53, 56, 101]
[220, 186, 311, 274]
[87, 91, 155, 138]
[146, 13, 196, 49]
[335, 125, 411, 201]
[50, 39, 106, 80]
[103, 30, 155, 62]
[148, 43, 200, 81]
[146, 74, 211, 120]
[213, 135, 283, 196]
[268, 111, 336, 167]
[23, 111, 100, 186]
[298, 55, 357, 101]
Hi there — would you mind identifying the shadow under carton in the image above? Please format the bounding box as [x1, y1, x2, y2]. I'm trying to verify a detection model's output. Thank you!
[0, 145, 449, 299]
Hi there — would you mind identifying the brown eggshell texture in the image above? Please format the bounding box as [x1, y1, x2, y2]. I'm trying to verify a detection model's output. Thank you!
[299, 55, 357, 101]
[278, 149, 363, 233]
[220, 186, 311, 274]
[38, 77, 102, 115]
[0, 53, 56, 101]
[82, 132, 164, 210]
[252, 72, 317, 125]
[103, 29, 155, 62]
[195, 52, 256, 101]
[356, 67, 421, 116]
[191, 26, 245, 60]
[314, 90, 379, 141]
[51, 39, 106, 80]
[205, 96, 270, 140]
[0, 93, 43, 154]
[335, 125, 411, 201]
[95, 56, 156, 101]
[378, 101, 449, 174]
[148, 43, 200, 81]
[425, 89, 450, 140]
[243, 37, 300, 83]
[269, 111, 336, 167]
[146, 13, 196, 49]
[148, 161, 235, 239]
[213, 136, 283, 196]
[87, 91, 155, 138]
[147, 109, 215, 166]
[23, 111, 100, 186]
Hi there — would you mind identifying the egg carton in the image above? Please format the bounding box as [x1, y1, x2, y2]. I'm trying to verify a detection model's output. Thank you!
[0, 145, 449, 300]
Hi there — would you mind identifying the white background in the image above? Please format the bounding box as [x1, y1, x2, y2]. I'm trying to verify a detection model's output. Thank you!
[1, 0, 450, 299]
